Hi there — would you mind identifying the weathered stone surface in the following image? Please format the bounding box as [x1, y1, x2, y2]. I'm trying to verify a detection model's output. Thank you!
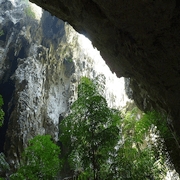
[29, 0, 180, 173]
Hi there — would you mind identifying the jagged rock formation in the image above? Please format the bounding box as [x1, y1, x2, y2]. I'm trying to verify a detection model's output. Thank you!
[0, 0, 131, 175]
[29, 0, 180, 174]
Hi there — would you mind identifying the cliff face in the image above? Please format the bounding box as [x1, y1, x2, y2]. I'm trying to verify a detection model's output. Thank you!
[0, 0, 130, 173]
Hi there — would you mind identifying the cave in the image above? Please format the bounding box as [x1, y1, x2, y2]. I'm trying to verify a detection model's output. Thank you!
[29, 0, 180, 174]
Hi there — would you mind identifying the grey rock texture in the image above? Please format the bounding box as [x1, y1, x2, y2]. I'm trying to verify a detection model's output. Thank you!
[0, 0, 130, 174]
[29, 0, 180, 173]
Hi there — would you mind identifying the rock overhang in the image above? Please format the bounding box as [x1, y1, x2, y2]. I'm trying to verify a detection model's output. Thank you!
[29, 0, 180, 174]
[29, 0, 180, 128]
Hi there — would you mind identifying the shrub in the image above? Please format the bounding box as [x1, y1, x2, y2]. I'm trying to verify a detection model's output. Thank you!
[10, 135, 61, 180]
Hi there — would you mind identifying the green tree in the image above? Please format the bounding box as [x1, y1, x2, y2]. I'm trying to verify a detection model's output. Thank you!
[109, 108, 168, 180]
[0, 95, 5, 127]
[60, 76, 120, 180]
[10, 135, 61, 180]
[60, 76, 170, 179]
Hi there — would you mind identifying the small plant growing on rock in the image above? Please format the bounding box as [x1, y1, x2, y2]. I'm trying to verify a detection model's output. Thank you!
[24, 6, 35, 19]
[0, 30, 4, 37]
[0, 95, 4, 127]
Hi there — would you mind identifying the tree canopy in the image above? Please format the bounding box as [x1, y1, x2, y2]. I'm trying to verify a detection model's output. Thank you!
[10, 135, 61, 180]
[60, 77, 170, 180]
[110, 109, 168, 180]
[60, 76, 120, 179]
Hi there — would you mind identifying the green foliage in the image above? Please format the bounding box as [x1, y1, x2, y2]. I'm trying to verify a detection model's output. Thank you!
[66, 57, 73, 63]
[10, 135, 61, 180]
[0, 153, 9, 179]
[60, 77, 170, 179]
[0, 30, 4, 37]
[0, 95, 5, 127]
[0, 153, 10, 173]
[110, 108, 167, 180]
[142, 111, 172, 139]
[60, 76, 121, 179]
[24, 6, 35, 19]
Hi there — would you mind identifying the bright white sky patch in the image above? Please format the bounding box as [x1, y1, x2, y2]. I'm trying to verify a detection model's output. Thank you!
[29, 2, 42, 21]
[78, 34, 111, 75]
[78, 34, 131, 109]
[10, 0, 16, 6]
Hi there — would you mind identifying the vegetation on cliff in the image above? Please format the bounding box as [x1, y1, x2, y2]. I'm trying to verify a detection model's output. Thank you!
[0, 95, 4, 127]
[22, 0, 36, 19]
[0, 30, 4, 37]
[24, 6, 35, 19]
